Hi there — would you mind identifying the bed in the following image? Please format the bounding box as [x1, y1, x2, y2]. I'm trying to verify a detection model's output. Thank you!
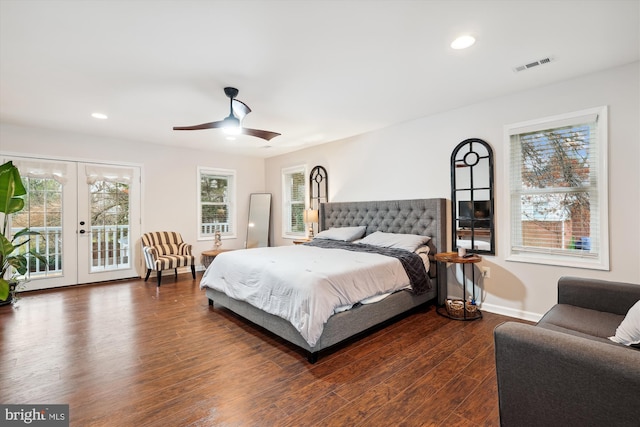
[201, 198, 447, 362]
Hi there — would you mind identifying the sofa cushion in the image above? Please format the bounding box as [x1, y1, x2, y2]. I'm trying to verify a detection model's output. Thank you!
[558, 277, 640, 315]
[538, 304, 624, 339]
[536, 322, 620, 347]
[609, 300, 640, 346]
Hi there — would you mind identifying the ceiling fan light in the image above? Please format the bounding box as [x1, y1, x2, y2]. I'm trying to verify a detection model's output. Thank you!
[222, 126, 241, 136]
[221, 115, 241, 135]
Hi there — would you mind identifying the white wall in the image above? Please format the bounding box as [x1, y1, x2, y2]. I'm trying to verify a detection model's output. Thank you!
[1, 62, 637, 319]
[0, 124, 265, 275]
[265, 62, 640, 321]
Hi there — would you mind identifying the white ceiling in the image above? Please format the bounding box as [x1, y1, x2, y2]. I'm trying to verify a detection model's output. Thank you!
[1, 0, 638, 158]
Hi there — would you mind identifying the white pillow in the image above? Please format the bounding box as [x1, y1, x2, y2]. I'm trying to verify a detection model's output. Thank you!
[609, 300, 640, 346]
[314, 226, 366, 242]
[359, 231, 431, 252]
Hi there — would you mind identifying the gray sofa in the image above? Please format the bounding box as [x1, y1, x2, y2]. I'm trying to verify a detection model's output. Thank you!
[494, 276, 640, 427]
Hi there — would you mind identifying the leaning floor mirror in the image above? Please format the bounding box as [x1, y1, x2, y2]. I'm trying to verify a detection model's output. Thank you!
[246, 193, 272, 248]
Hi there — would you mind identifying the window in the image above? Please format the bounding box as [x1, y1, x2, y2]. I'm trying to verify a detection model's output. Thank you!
[11, 176, 63, 278]
[198, 167, 236, 240]
[504, 106, 609, 270]
[282, 165, 307, 238]
[88, 176, 131, 270]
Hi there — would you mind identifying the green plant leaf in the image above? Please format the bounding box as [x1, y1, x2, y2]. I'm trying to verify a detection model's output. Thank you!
[12, 228, 38, 239]
[0, 279, 9, 301]
[0, 161, 27, 216]
[29, 248, 49, 265]
[7, 255, 28, 275]
[0, 233, 14, 257]
[11, 228, 37, 248]
[0, 161, 48, 301]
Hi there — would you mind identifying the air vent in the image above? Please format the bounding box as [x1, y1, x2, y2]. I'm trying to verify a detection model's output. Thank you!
[513, 56, 554, 73]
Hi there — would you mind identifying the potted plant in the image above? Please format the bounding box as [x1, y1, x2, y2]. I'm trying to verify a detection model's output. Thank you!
[0, 161, 47, 305]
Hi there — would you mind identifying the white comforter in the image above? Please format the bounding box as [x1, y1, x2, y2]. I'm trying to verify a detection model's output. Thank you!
[200, 245, 412, 347]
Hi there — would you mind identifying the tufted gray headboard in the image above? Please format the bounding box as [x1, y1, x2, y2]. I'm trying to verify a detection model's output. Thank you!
[319, 198, 448, 258]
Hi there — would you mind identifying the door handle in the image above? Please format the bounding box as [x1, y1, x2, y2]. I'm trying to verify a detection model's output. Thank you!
[79, 229, 86, 234]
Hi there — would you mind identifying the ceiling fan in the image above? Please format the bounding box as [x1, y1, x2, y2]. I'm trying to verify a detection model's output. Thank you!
[173, 87, 281, 141]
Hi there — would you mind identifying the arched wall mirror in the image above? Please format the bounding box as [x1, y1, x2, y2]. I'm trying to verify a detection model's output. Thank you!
[451, 138, 495, 255]
[309, 165, 328, 210]
[307, 166, 328, 237]
[246, 193, 271, 248]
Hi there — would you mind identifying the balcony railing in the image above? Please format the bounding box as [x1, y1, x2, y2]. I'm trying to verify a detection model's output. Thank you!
[11, 225, 130, 277]
[201, 223, 231, 235]
[11, 223, 229, 279]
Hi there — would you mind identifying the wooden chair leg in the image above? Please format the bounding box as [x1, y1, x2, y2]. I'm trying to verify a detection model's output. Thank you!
[191, 265, 196, 280]
[157, 270, 162, 287]
[144, 269, 151, 282]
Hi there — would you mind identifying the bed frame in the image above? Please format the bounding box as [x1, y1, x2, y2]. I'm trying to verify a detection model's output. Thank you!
[205, 198, 448, 362]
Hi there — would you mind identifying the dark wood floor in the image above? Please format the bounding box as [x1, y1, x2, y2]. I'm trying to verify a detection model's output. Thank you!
[0, 273, 527, 426]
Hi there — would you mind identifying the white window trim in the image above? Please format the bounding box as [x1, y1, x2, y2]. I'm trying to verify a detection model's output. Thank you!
[281, 164, 308, 239]
[197, 166, 237, 241]
[503, 106, 609, 270]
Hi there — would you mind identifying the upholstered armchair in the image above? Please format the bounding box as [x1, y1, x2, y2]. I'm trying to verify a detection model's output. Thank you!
[494, 277, 640, 426]
[141, 231, 196, 286]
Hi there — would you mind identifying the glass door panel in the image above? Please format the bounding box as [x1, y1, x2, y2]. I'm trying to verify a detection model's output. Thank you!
[4, 157, 77, 290]
[3, 157, 140, 290]
[77, 163, 140, 283]
[89, 179, 130, 271]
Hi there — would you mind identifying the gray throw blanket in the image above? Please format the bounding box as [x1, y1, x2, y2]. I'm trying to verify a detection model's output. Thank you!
[304, 239, 431, 295]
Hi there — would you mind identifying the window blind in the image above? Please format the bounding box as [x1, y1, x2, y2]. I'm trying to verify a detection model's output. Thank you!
[10, 158, 70, 184]
[508, 110, 603, 263]
[282, 166, 306, 236]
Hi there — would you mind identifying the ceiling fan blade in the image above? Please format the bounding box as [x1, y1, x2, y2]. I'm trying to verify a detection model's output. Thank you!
[241, 128, 281, 141]
[173, 120, 225, 131]
[173, 88, 280, 140]
[232, 99, 251, 121]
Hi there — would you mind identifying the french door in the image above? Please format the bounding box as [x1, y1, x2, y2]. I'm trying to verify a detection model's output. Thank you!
[4, 156, 141, 291]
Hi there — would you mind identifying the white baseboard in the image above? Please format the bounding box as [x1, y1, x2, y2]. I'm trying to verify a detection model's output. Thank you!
[478, 302, 543, 323]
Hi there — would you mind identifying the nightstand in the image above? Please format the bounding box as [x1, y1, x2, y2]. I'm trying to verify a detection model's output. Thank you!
[293, 239, 311, 245]
[435, 251, 482, 321]
[201, 249, 233, 268]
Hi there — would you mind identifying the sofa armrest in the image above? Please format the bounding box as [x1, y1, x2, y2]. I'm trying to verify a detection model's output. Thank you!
[558, 276, 640, 315]
[142, 246, 158, 269]
[177, 242, 192, 256]
[494, 322, 640, 427]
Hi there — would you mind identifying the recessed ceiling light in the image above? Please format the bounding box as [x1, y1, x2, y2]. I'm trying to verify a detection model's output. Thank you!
[451, 35, 476, 50]
[91, 112, 108, 119]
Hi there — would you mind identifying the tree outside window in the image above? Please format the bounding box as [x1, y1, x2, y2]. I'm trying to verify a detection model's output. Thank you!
[12, 177, 62, 275]
[506, 106, 609, 270]
[518, 125, 591, 250]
